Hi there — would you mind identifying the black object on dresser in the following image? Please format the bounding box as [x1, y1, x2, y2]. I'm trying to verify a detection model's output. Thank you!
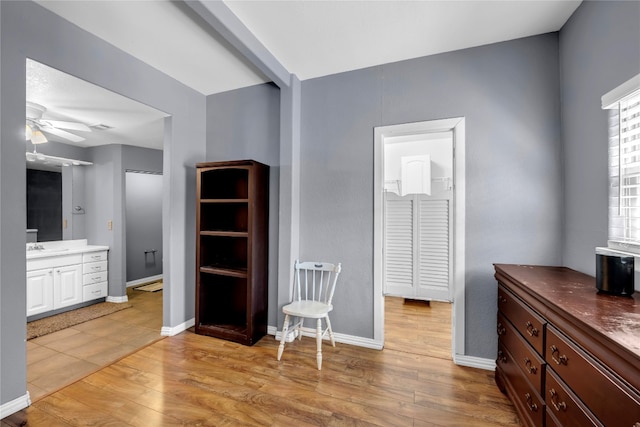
[195, 160, 269, 345]
[494, 264, 640, 427]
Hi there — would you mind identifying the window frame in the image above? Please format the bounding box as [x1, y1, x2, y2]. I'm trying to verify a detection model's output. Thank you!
[603, 74, 640, 253]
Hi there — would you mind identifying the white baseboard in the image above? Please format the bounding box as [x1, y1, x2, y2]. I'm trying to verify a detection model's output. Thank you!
[161, 318, 195, 336]
[268, 325, 494, 370]
[127, 274, 163, 288]
[106, 295, 129, 303]
[0, 391, 31, 419]
[453, 354, 496, 371]
[268, 325, 383, 350]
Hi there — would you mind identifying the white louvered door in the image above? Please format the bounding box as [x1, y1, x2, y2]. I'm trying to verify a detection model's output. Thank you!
[384, 196, 415, 295]
[384, 192, 453, 301]
[417, 198, 452, 300]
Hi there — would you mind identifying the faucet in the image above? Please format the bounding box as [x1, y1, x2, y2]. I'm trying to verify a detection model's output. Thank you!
[27, 243, 45, 251]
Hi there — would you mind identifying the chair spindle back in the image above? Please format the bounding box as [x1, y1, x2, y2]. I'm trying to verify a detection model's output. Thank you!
[294, 260, 342, 305]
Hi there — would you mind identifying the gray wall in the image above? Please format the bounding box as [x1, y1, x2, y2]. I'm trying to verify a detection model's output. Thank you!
[560, 1, 640, 275]
[301, 34, 563, 357]
[206, 83, 281, 326]
[1, 1, 205, 407]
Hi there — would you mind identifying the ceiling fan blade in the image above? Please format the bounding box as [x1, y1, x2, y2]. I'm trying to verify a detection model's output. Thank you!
[39, 119, 91, 132]
[40, 126, 86, 143]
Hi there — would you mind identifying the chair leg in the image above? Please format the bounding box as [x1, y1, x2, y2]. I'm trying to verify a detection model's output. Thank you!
[325, 315, 335, 347]
[316, 318, 323, 370]
[297, 317, 303, 340]
[277, 314, 290, 361]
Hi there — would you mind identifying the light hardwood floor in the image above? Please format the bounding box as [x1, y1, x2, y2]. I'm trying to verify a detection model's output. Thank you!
[4, 296, 519, 426]
[26, 287, 163, 401]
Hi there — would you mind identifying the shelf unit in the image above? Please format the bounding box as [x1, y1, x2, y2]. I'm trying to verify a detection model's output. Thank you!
[195, 160, 269, 345]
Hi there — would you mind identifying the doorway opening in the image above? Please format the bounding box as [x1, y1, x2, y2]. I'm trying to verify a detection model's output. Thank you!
[373, 117, 465, 360]
[25, 59, 167, 402]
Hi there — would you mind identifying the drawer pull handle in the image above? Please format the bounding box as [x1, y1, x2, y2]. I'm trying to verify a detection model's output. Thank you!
[497, 350, 507, 363]
[550, 345, 568, 365]
[498, 295, 507, 304]
[524, 393, 538, 412]
[549, 389, 567, 412]
[497, 322, 506, 336]
[524, 357, 537, 374]
[525, 321, 539, 337]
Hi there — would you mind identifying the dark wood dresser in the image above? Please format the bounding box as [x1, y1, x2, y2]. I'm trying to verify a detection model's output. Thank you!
[494, 264, 640, 427]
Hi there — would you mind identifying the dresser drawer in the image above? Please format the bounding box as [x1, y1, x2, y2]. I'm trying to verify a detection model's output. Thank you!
[498, 284, 546, 355]
[497, 343, 545, 427]
[83, 251, 108, 263]
[498, 312, 545, 395]
[546, 325, 640, 426]
[83, 260, 107, 274]
[545, 369, 602, 427]
[83, 282, 107, 301]
[83, 271, 108, 286]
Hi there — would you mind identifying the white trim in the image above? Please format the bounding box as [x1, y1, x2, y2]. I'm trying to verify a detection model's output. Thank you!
[161, 317, 195, 336]
[106, 295, 128, 303]
[126, 274, 163, 288]
[374, 117, 466, 357]
[269, 326, 383, 350]
[453, 354, 495, 371]
[602, 73, 640, 109]
[0, 391, 31, 419]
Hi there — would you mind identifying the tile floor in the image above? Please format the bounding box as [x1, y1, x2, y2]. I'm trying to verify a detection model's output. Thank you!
[27, 286, 163, 402]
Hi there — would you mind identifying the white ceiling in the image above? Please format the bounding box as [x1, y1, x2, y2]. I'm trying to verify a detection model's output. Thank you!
[27, 59, 167, 150]
[30, 0, 582, 151]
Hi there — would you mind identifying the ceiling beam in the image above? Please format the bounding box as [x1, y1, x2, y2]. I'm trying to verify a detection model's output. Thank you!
[185, 0, 290, 88]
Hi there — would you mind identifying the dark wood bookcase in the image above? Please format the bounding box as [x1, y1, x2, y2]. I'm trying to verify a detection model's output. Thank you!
[195, 160, 269, 345]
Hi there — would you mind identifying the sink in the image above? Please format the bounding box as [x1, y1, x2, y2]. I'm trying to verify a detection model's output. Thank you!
[39, 248, 70, 254]
[27, 248, 70, 254]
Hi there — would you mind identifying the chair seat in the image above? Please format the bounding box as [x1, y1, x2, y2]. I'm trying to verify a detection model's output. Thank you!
[282, 300, 333, 318]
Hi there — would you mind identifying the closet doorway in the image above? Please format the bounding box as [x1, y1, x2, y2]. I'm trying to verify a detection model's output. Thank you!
[373, 118, 465, 359]
[125, 170, 163, 285]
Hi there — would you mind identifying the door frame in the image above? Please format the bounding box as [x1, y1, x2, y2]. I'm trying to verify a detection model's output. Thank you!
[373, 117, 466, 360]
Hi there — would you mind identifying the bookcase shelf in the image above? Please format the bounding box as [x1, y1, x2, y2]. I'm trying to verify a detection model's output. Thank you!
[195, 160, 269, 345]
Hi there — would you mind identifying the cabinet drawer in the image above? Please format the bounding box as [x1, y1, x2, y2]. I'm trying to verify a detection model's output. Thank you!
[498, 312, 545, 395]
[83, 282, 107, 301]
[83, 260, 107, 274]
[498, 284, 545, 355]
[497, 343, 545, 427]
[545, 411, 561, 427]
[545, 369, 602, 427]
[83, 271, 108, 286]
[83, 251, 108, 263]
[546, 325, 640, 426]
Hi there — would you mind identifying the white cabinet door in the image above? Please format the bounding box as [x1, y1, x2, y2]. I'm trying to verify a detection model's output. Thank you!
[27, 268, 54, 316]
[53, 264, 83, 309]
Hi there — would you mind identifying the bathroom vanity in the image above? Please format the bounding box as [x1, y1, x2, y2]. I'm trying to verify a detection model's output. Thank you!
[27, 239, 109, 319]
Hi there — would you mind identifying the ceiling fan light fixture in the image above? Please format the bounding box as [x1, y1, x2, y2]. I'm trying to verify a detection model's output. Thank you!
[25, 124, 33, 141]
[30, 130, 48, 145]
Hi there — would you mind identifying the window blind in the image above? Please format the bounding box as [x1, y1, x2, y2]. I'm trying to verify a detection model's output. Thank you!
[605, 74, 640, 245]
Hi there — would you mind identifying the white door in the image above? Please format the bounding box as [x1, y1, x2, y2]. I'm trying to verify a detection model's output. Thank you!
[54, 264, 83, 309]
[27, 268, 54, 316]
[383, 132, 454, 302]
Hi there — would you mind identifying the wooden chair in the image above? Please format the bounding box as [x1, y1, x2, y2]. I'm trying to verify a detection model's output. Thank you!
[277, 260, 342, 370]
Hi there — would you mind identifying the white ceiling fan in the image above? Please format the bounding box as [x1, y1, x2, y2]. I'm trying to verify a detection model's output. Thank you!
[26, 101, 91, 144]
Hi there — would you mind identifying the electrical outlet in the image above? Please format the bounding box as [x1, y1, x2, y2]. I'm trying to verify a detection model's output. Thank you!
[63, 219, 68, 229]
[107, 220, 113, 230]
